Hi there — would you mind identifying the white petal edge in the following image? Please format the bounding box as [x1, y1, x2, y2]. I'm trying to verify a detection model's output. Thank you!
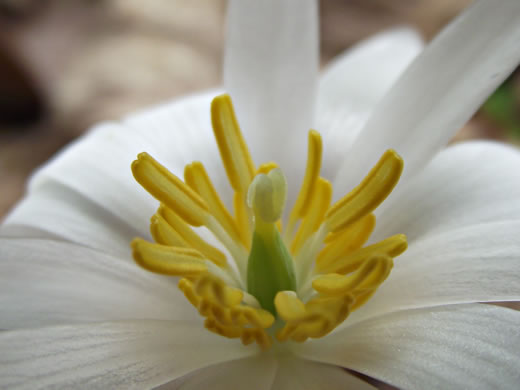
[224, 0, 318, 201]
[317, 28, 424, 180]
[372, 140, 520, 243]
[0, 237, 199, 329]
[334, 0, 520, 196]
[156, 355, 278, 390]
[349, 220, 520, 325]
[21, 91, 230, 241]
[270, 358, 377, 390]
[297, 304, 520, 390]
[0, 320, 256, 390]
[159, 355, 377, 390]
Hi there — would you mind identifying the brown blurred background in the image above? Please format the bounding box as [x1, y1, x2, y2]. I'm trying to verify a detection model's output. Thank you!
[1, 0, 519, 218]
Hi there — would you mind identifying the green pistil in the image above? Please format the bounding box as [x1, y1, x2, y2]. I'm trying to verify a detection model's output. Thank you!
[246, 169, 297, 315]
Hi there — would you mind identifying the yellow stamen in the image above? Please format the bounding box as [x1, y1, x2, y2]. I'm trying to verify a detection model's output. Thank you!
[286, 130, 323, 238]
[150, 214, 187, 247]
[275, 291, 353, 342]
[178, 273, 274, 349]
[132, 153, 209, 227]
[184, 161, 244, 247]
[158, 206, 227, 267]
[211, 94, 256, 194]
[316, 234, 407, 274]
[325, 149, 403, 233]
[312, 255, 393, 296]
[318, 213, 376, 264]
[291, 177, 332, 254]
[132, 238, 207, 276]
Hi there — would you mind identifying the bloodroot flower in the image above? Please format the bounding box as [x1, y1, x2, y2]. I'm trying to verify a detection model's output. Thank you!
[1, 0, 520, 389]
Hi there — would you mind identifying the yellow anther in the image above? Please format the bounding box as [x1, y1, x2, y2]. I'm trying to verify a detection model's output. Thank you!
[312, 255, 393, 296]
[273, 291, 306, 319]
[287, 130, 322, 236]
[158, 206, 227, 267]
[275, 291, 353, 342]
[291, 130, 323, 218]
[205, 317, 242, 338]
[231, 305, 275, 329]
[240, 328, 272, 349]
[184, 161, 244, 246]
[131, 238, 207, 276]
[325, 149, 403, 233]
[291, 177, 332, 254]
[194, 273, 243, 307]
[178, 273, 274, 349]
[150, 214, 187, 247]
[257, 162, 278, 175]
[319, 213, 375, 264]
[132, 153, 209, 227]
[316, 234, 407, 274]
[211, 94, 256, 195]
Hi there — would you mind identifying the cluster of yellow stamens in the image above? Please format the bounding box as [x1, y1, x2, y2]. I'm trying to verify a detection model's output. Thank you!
[131, 94, 407, 349]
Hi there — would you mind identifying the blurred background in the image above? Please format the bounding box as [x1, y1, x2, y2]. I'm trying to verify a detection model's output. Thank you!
[1, 0, 519, 218]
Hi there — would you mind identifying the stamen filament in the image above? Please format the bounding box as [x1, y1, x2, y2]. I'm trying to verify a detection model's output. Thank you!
[205, 216, 249, 285]
[184, 161, 244, 247]
[158, 206, 227, 267]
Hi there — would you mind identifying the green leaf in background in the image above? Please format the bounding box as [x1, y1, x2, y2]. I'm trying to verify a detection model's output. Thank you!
[482, 75, 520, 139]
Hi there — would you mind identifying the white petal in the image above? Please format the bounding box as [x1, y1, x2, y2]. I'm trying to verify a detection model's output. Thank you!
[156, 355, 277, 390]
[334, 0, 520, 195]
[0, 320, 254, 390]
[373, 141, 520, 243]
[297, 304, 520, 390]
[351, 221, 520, 324]
[4, 181, 140, 257]
[162, 355, 376, 390]
[271, 358, 377, 390]
[0, 238, 198, 329]
[318, 28, 423, 180]
[23, 91, 229, 239]
[224, 0, 318, 195]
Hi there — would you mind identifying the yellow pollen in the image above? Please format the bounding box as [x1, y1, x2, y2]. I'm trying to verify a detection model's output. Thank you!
[131, 93, 408, 349]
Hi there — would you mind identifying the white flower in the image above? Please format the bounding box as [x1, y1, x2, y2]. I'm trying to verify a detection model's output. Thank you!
[1, 0, 520, 388]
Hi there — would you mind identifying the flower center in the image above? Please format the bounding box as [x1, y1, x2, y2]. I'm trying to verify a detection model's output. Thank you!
[130, 94, 407, 350]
